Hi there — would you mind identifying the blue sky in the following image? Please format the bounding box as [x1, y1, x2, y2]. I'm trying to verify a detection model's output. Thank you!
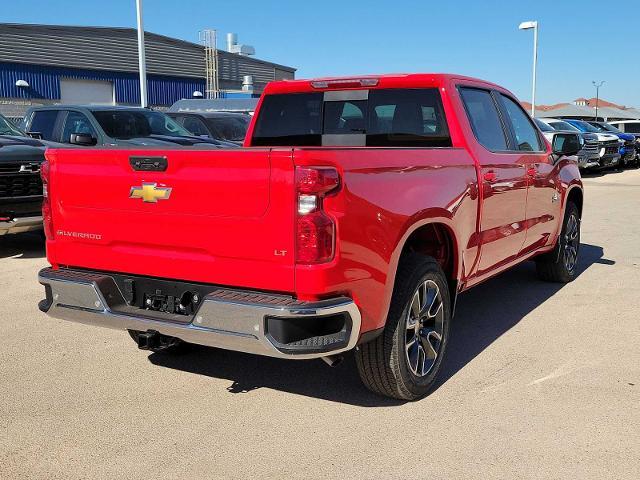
[4, 0, 639, 106]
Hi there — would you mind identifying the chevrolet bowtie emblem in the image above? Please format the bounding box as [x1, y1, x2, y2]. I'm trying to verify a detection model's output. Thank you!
[129, 183, 172, 203]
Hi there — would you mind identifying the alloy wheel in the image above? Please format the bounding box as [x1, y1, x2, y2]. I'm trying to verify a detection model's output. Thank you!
[563, 214, 580, 273]
[405, 280, 444, 377]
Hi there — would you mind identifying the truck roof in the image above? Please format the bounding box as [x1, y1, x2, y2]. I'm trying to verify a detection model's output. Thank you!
[264, 73, 507, 95]
[26, 105, 150, 112]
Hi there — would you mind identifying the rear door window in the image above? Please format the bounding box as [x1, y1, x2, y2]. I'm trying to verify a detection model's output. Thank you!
[28, 110, 59, 141]
[459, 88, 508, 151]
[498, 94, 544, 152]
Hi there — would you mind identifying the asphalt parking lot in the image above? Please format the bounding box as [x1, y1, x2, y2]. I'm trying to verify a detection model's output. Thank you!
[1, 169, 639, 480]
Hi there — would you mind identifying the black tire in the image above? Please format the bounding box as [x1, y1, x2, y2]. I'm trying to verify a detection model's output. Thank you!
[355, 254, 451, 401]
[535, 202, 581, 283]
[127, 329, 190, 354]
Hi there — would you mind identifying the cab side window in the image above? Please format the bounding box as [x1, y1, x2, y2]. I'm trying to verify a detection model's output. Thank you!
[459, 88, 508, 151]
[61, 111, 97, 143]
[182, 116, 210, 137]
[28, 110, 59, 141]
[499, 94, 544, 152]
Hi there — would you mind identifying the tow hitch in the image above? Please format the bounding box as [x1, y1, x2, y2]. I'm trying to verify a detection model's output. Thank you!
[130, 330, 183, 352]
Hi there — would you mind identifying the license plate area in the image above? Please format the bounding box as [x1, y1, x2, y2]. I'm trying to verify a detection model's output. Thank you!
[81, 270, 221, 323]
[142, 289, 198, 316]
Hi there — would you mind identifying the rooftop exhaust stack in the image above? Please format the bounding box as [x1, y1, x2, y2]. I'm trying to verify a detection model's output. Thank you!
[226, 33, 237, 52]
[226, 33, 255, 56]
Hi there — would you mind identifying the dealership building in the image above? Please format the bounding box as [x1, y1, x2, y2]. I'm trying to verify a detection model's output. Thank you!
[0, 23, 296, 118]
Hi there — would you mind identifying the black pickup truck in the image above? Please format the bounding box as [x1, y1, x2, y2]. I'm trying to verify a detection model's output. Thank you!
[0, 114, 45, 236]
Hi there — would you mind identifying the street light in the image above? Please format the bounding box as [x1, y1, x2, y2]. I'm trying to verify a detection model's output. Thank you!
[592, 80, 605, 121]
[519, 20, 538, 117]
[135, 0, 148, 108]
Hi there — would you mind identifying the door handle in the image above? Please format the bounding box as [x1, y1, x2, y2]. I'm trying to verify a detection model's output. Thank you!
[526, 167, 537, 177]
[483, 171, 497, 182]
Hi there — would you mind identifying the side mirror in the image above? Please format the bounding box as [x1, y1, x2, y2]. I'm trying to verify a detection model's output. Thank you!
[69, 133, 97, 146]
[552, 132, 581, 157]
[27, 131, 43, 140]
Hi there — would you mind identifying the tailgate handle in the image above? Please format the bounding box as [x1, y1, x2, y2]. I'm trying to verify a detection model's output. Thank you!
[129, 156, 168, 172]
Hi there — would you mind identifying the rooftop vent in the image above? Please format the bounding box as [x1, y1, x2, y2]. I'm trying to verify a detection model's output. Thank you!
[226, 33, 255, 56]
[242, 75, 254, 93]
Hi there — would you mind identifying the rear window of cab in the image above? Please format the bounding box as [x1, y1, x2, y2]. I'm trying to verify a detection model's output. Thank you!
[252, 88, 452, 148]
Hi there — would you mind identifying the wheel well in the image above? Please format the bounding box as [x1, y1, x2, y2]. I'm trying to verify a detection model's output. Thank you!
[567, 188, 583, 216]
[401, 223, 456, 282]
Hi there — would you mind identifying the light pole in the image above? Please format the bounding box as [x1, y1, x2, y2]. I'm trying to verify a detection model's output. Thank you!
[135, 0, 148, 108]
[519, 20, 538, 117]
[592, 80, 605, 121]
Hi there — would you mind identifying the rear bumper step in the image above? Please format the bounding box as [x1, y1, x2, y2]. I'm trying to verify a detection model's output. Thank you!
[38, 267, 361, 359]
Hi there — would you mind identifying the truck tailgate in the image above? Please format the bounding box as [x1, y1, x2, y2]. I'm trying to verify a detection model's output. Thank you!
[45, 148, 296, 292]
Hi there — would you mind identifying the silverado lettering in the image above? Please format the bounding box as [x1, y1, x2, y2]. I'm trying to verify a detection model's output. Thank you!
[38, 74, 584, 400]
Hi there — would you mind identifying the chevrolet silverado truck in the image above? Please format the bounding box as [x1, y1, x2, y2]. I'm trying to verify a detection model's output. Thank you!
[542, 118, 621, 170]
[534, 118, 596, 169]
[38, 74, 584, 400]
[586, 121, 637, 167]
[0, 113, 45, 236]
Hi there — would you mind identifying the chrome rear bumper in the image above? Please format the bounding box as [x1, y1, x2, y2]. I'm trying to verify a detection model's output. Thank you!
[0, 215, 42, 235]
[38, 268, 361, 359]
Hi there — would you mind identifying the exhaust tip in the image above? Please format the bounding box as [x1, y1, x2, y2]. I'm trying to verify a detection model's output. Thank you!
[321, 355, 344, 367]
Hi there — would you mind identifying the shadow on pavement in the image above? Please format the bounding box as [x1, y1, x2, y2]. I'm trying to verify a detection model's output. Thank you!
[149, 243, 612, 406]
[432, 243, 611, 393]
[0, 232, 45, 259]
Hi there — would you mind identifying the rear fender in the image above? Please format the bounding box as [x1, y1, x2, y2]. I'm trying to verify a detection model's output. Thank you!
[380, 213, 462, 326]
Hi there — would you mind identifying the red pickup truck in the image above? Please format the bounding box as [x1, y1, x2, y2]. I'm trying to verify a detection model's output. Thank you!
[38, 74, 583, 400]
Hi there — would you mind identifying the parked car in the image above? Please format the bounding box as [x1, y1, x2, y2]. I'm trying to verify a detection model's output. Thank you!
[21, 106, 237, 148]
[167, 111, 251, 145]
[0, 113, 45, 236]
[585, 121, 637, 167]
[38, 74, 583, 401]
[541, 118, 620, 169]
[608, 120, 640, 162]
[169, 98, 258, 115]
[534, 118, 596, 169]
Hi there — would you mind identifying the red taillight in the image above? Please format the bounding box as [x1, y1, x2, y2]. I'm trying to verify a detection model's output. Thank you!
[295, 166, 340, 264]
[296, 212, 334, 264]
[40, 160, 54, 239]
[296, 167, 339, 194]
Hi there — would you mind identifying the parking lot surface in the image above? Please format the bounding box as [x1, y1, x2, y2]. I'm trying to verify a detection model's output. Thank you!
[1, 169, 639, 480]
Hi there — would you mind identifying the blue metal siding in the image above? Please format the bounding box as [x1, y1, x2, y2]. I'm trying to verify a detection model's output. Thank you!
[0, 62, 205, 106]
